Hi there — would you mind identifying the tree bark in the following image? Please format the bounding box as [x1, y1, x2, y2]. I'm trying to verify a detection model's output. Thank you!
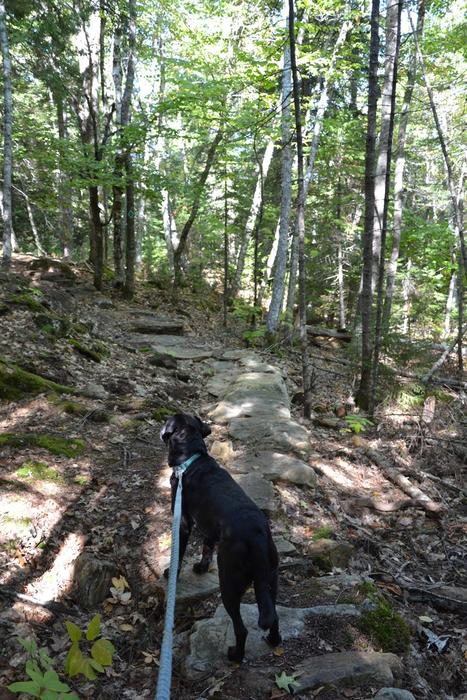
[355, 0, 380, 410]
[285, 19, 352, 325]
[369, 0, 402, 414]
[289, 0, 314, 417]
[124, 153, 135, 298]
[55, 93, 74, 257]
[0, 0, 13, 269]
[173, 129, 223, 285]
[266, 0, 293, 334]
[382, 0, 425, 331]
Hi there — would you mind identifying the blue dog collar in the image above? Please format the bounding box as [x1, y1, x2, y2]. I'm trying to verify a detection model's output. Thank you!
[174, 452, 201, 480]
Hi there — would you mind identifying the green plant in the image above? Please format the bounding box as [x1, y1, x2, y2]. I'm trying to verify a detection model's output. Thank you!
[64, 614, 115, 681]
[359, 592, 411, 653]
[243, 324, 267, 346]
[8, 638, 78, 699]
[342, 414, 374, 434]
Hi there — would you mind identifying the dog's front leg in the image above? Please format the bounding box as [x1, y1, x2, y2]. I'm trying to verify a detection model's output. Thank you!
[193, 537, 216, 574]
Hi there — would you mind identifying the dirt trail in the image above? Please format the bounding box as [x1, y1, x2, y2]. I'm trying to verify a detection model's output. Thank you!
[0, 256, 465, 700]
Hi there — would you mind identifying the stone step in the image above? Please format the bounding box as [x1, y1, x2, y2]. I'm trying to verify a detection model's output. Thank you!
[130, 319, 185, 335]
[184, 602, 361, 678]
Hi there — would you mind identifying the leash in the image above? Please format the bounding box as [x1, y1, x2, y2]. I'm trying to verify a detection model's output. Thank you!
[155, 452, 201, 700]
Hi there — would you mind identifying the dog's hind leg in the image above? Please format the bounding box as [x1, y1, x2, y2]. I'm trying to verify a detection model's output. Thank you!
[193, 537, 215, 574]
[265, 568, 281, 647]
[218, 555, 248, 662]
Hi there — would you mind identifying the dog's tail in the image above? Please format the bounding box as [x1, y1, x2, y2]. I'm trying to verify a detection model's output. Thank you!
[251, 534, 278, 631]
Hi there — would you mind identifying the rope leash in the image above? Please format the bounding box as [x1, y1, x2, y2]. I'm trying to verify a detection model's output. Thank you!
[155, 453, 201, 700]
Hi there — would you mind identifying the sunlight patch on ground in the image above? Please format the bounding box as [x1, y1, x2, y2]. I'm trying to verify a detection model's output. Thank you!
[0, 396, 51, 431]
[24, 532, 86, 604]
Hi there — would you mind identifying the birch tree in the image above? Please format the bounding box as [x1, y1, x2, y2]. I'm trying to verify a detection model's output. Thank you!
[0, 0, 13, 269]
[266, 0, 292, 334]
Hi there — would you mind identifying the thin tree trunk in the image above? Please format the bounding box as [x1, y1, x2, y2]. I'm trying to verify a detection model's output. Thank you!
[423, 324, 467, 384]
[173, 129, 223, 285]
[285, 18, 352, 323]
[355, 0, 380, 410]
[0, 0, 13, 268]
[443, 262, 456, 338]
[13, 184, 44, 256]
[112, 23, 124, 281]
[55, 94, 74, 257]
[124, 154, 135, 298]
[402, 258, 412, 334]
[232, 139, 275, 297]
[369, 0, 402, 414]
[223, 165, 229, 326]
[289, 0, 314, 417]
[409, 12, 466, 273]
[457, 248, 464, 377]
[257, 217, 280, 306]
[382, 0, 425, 330]
[267, 0, 292, 334]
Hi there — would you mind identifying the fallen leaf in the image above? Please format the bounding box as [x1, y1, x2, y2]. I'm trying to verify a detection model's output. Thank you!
[272, 646, 284, 657]
[119, 624, 134, 632]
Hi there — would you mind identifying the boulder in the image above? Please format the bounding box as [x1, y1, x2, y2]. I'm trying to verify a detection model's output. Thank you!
[231, 451, 316, 487]
[374, 689, 416, 700]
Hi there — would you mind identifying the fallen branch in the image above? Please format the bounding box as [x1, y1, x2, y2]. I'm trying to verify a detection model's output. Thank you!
[390, 451, 467, 497]
[422, 323, 467, 383]
[361, 446, 444, 515]
[369, 574, 467, 614]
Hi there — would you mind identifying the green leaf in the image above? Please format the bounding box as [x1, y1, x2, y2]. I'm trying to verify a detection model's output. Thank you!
[42, 691, 61, 700]
[25, 659, 43, 683]
[64, 620, 82, 643]
[90, 638, 115, 666]
[81, 658, 97, 680]
[86, 613, 101, 641]
[19, 638, 38, 655]
[8, 680, 42, 696]
[42, 670, 72, 692]
[89, 658, 105, 673]
[275, 671, 300, 694]
[64, 642, 85, 678]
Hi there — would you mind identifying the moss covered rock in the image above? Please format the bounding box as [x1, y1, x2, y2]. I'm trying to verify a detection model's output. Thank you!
[0, 433, 85, 457]
[0, 359, 73, 401]
[15, 460, 64, 483]
[359, 592, 411, 654]
[69, 339, 104, 362]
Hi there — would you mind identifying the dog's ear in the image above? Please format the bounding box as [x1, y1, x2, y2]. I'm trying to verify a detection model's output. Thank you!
[195, 416, 211, 438]
[160, 416, 176, 443]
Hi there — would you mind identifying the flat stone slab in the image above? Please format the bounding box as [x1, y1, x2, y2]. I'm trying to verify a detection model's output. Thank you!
[206, 371, 239, 398]
[128, 334, 215, 360]
[295, 651, 403, 693]
[209, 397, 291, 423]
[374, 690, 416, 700]
[176, 559, 220, 602]
[184, 603, 361, 678]
[223, 371, 289, 405]
[228, 417, 310, 457]
[232, 451, 316, 487]
[130, 319, 184, 335]
[274, 536, 296, 554]
[219, 350, 259, 361]
[232, 473, 277, 514]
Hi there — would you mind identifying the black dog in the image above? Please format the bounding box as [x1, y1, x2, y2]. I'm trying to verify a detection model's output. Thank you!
[160, 413, 281, 662]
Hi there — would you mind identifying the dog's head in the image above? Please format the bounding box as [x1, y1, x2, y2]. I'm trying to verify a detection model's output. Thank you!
[160, 413, 211, 456]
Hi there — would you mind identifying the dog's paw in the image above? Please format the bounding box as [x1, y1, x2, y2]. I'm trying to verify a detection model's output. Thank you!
[227, 646, 244, 663]
[265, 631, 282, 647]
[163, 567, 169, 579]
[192, 561, 209, 575]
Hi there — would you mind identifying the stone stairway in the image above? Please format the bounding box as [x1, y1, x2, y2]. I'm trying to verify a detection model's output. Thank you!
[135, 323, 414, 698]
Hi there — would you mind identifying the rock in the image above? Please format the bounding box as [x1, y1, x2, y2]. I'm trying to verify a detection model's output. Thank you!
[306, 539, 354, 570]
[374, 689, 416, 700]
[294, 651, 403, 693]
[184, 603, 361, 679]
[73, 552, 117, 608]
[219, 349, 258, 361]
[94, 297, 114, 309]
[131, 319, 184, 335]
[78, 383, 109, 400]
[176, 558, 220, 602]
[28, 257, 76, 279]
[231, 451, 316, 487]
[232, 473, 277, 514]
[148, 350, 178, 369]
[223, 370, 289, 405]
[129, 335, 214, 360]
[210, 397, 291, 423]
[228, 416, 310, 457]
[273, 536, 296, 554]
[209, 440, 235, 463]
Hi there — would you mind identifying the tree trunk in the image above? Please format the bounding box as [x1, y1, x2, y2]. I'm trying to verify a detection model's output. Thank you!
[369, 0, 402, 414]
[232, 139, 275, 297]
[124, 154, 135, 299]
[443, 263, 456, 338]
[285, 19, 352, 324]
[409, 12, 466, 274]
[289, 0, 314, 417]
[0, 1, 13, 269]
[266, 0, 292, 335]
[173, 129, 223, 285]
[382, 0, 425, 330]
[55, 94, 74, 257]
[112, 23, 124, 282]
[355, 0, 380, 410]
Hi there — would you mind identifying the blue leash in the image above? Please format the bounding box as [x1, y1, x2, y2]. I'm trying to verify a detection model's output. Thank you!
[155, 453, 201, 700]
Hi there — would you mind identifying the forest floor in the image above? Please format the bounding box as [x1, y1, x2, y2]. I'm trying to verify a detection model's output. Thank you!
[0, 255, 465, 700]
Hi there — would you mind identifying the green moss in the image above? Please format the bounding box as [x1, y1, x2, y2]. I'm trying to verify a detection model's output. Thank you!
[359, 593, 411, 653]
[16, 460, 64, 483]
[138, 346, 152, 353]
[152, 406, 174, 421]
[59, 400, 88, 416]
[0, 433, 85, 457]
[74, 474, 90, 486]
[69, 339, 103, 362]
[0, 360, 73, 401]
[312, 526, 334, 541]
[8, 291, 45, 312]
